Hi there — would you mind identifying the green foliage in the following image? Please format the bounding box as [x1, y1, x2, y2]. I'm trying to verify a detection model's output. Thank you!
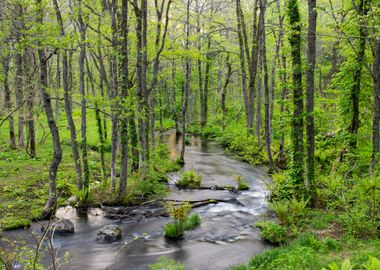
[0, 216, 30, 231]
[256, 221, 287, 245]
[149, 257, 185, 270]
[235, 175, 249, 190]
[164, 222, 185, 239]
[322, 256, 380, 270]
[164, 202, 200, 240]
[176, 170, 202, 189]
[185, 213, 201, 230]
[270, 197, 309, 225]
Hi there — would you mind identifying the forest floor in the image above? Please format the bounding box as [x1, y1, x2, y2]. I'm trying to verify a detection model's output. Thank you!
[0, 111, 177, 231]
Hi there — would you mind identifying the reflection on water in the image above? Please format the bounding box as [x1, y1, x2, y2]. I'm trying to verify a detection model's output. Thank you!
[0, 130, 271, 270]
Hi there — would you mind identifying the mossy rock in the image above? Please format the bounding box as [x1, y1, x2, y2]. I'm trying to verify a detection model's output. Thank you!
[1, 218, 31, 231]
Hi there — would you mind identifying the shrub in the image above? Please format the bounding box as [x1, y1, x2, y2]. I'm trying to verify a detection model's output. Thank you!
[164, 222, 185, 239]
[164, 202, 200, 240]
[256, 221, 287, 245]
[185, 213, 201, 230]
[235, 175, 249, 190]
[176, 170, 202, 189]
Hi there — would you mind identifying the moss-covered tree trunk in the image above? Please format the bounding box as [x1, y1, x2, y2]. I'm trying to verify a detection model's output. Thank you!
[287, 0, 304, 187]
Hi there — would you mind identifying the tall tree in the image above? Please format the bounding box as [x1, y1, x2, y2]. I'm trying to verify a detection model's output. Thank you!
[180, 0, 191, 164]
[259, 0, 274, 168]
[288, 0, 304, 187]
[77, 0, 89, 193]
[119, 0, 129, 197]
[52, 0, 83, 189]
[306, 0, 317, 200]
[371, 36, 380, 171]
[348, 0, 369, 149]
[36, 0, 62, 217]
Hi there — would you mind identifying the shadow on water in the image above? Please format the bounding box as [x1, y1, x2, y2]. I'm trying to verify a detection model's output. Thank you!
[0, 129, 271, 270]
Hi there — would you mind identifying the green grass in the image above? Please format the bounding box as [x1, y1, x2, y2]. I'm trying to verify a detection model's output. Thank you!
[176, 170, 202, 189]
[232, 233, 380, 270]
[185, 213, 201, 230]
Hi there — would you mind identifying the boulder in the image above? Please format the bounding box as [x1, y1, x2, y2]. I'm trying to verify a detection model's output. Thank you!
[42, 219, 74, 234]
[96, 225, 121, 243]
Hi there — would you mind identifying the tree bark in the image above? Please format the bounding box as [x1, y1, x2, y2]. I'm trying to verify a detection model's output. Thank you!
[119, 0, 129, 197]
[78, 0, 89, 194]
[260, 0, 274, 168]
[2, 57, 16, 149]
[288, 0, 304, 186]
[371, 36, 380, 171]
[110, 0, 119, 189]
[180, 0, 191, 164]
[306, 0, 317, 200]
[201, 35, 212, 128]
[349, 0, 369, 149]
[36, 0, 62, 217]
[52, 0, 83, 189]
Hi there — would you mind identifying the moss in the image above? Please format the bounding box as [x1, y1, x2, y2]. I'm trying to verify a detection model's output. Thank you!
[0, 218, 31, 231]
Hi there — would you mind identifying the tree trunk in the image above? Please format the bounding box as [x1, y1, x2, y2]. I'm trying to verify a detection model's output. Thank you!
[180, 0, 191, 164]
[201, 35, 212, 128]
[110, 0, 119, 189]
[119, 0, 129, 197]
[15, 53, 25, 147]
[221, 53, 232, 130]
[349, 0, 368, 149]
[24, 50, 36, 158]
[371, 36, 380, 172]
[36, 0, 62, 217]
[288, 0, 304, 186]
[260, 0, 274, 168]
[52, 0, 83, 189]
[78, 0, 89, 195]
[133, 0, 149, 165]
[2, 57, 16, 149]
[306, 0, 317, 200]
[235, 0, 249, 128]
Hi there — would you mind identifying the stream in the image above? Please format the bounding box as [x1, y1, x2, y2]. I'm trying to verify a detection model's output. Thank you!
[1, 130, 271, 270]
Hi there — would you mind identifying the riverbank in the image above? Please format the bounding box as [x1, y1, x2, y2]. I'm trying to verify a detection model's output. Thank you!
[1, 130, 272, 270]
[187, 121, 380, 269]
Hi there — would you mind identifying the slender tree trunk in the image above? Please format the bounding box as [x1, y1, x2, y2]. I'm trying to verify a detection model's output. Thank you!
[52, 0, 83, 189]
[349, 0, 369, 149]
[371, 36, 380, 172]
[201, 35, 211, 127]
[110, 0, 119, 189]
[55, 54, 60, 121]
[15, 52, 24, 147]
[78, 0, 89, 195]
[306, 0, 317, 200]
[36, 0, 62, 217]
[180, 0, 191, 164]
[288, 0, 304, 186]
[14, 4, 24, 148]
[2, 57, 16, 149]
[133, 0, 149, 165]
[24, 50, 36, 158]
[235, 0, 249, 128]
[221, 53, 232, 130]
[119, 0, 129, 197]
[260, 0, 274, 168]
[256, 54, 262, 143]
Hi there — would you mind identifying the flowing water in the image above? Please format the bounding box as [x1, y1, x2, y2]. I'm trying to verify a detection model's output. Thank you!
[1, 130, 272, 270]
